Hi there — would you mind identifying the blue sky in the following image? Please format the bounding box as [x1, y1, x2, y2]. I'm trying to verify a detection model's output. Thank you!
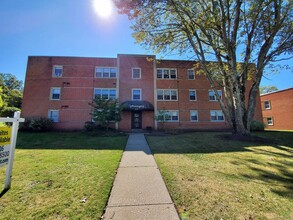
[0, 0, 292, 90]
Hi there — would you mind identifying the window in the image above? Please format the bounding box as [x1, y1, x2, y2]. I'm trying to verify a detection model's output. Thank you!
[190, 110, 198, 122]
[157, 89, 178, 101]
[132, 68, 141, 79]
[189, 90, 197, 101]
[94, 88, 117, 100]
[264, 100, 271, 110]
[95, 67, 117, 78]
[52, 66, 63, 77]
[209, 90, 222, 101]
[48, 110, 59, 122]
[50, 88, 61, 100]
[266, 117, 273, 125]
[132, 89, 141, 100]
[210, 110, 224, 122]
[158, 110, 179, 122]
[156, 68, 177, 79]
[188, 69, 195, 79]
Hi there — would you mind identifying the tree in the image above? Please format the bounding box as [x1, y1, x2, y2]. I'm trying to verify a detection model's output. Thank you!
[115, 0, 293, 136]
[0, 73, 23, 117]
[89, 97, 121, 131]
[259, 85, 278, 94]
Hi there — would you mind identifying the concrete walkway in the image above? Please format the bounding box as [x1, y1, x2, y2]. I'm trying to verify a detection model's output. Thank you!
[102, 134, 180, 220]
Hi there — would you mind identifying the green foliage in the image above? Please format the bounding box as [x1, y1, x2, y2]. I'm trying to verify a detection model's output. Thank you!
[89, 97, 121, 130]
[84, 121, 99, 131]
[19, 117, 54, 132]
[0, 73, 23, 117]
[250, 120, 266, 131]
[259, 85, 278, 94]
[115, 0, 293, 136]
[0, 106, 21, 117]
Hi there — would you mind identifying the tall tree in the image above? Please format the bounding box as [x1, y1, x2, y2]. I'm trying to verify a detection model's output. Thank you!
[0, 73, 23, 117]
[115, 0, 293, 135]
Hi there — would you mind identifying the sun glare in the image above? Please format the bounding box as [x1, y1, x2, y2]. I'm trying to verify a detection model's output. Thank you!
[93, 0, 113, 18]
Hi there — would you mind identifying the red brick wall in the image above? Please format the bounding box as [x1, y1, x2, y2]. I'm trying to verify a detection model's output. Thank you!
[22, 56, 117, 130]
[118, 55, 155, 130]
[22, 55, 263, 131]
[260, 88, 293, 130]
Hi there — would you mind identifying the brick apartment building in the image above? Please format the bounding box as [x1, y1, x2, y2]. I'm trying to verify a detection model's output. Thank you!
[260, 88, 293, 130]
[21, 54, 263, 131]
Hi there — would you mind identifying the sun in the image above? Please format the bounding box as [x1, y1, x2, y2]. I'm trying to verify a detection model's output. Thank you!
[93, 0, 113, 18]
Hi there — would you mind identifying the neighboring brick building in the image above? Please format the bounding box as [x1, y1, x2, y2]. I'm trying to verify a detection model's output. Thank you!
[260, 88, 293, 130]
[21, 54, 263, 131]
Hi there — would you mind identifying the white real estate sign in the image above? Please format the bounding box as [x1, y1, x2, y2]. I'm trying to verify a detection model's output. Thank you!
[0, 112, 24, 191]
[0, 127, 12, 167]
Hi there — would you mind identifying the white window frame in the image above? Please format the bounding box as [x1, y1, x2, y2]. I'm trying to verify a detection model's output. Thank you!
[210, 110, 225, 122]
[95, 67, 117, 78]
[48, 110, 59, 122]
[266, 117, 274, 125]
[264, 100, 271, 110]
[52, 65, 63, 77]
[157, 89, 178, 101]
[132, 68, 141, 79]
[190, 110, 198, 122]
[132, 89, 142, 100]
[189, 89, 197, 101]
[94, 88, 117, 100]
[50, 87, 61, 100]
[187, 69, 195, 80]
[158, 110, 179, 122]
[156, 68, 177, 79]
[209, 90, 222, 101]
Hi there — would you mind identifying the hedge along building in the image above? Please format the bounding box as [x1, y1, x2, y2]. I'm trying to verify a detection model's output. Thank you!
[21, 54, 263, 131]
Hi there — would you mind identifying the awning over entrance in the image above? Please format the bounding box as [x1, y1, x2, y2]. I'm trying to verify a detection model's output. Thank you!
[121, 101, 154, 111]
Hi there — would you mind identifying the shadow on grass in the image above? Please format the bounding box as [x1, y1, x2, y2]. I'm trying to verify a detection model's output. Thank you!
[147, 131, 292, 154]
[16, 131, 128, 150]
[147, 131, 293, 199]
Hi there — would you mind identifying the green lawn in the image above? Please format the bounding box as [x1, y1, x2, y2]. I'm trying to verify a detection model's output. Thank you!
[147, 131, 293, 220]
[0, 132, 128, 219]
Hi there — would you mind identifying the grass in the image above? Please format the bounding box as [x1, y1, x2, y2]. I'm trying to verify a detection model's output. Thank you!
[0, 131, 128, 219]
[146, 131, 293, 220]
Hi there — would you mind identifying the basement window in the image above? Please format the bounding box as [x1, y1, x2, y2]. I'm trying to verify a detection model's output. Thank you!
[48, 110, 59, 122]
[266, 117, 273, 126]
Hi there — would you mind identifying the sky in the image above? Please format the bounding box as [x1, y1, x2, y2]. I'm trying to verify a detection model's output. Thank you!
[0, 0, 292, 90]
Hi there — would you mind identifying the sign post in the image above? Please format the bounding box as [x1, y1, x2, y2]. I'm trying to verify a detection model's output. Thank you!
[0, 111, 24, 191]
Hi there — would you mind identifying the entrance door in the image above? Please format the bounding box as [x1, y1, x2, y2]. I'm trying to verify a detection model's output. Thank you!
[131, 111, 142, 129]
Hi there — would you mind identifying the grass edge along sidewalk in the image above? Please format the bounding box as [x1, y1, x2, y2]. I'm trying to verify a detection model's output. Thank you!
[0, 132, 128, 219]
[147, 131, 293, 220]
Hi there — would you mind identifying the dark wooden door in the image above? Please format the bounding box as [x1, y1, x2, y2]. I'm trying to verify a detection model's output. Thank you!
[131, 111, 142, 129]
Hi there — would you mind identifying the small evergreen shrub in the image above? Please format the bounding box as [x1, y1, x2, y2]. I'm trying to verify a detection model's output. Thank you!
[250, 120, 266, 131]
[19, 117, 54, 132]
[19, 118, 32, 131]
[84, 121, 98, 131]
[29, 118, 54, 132]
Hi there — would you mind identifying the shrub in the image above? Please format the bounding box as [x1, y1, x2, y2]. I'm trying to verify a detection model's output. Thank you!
[250, 120, 266, 131]
[84, 121, 98, 131]
[19, 117, 54, 132]
[29, 118, 54, 132]
[19, 118, 32, 131]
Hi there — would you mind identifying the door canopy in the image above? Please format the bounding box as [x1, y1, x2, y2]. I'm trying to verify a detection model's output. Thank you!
[121, 101, 154, 111]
